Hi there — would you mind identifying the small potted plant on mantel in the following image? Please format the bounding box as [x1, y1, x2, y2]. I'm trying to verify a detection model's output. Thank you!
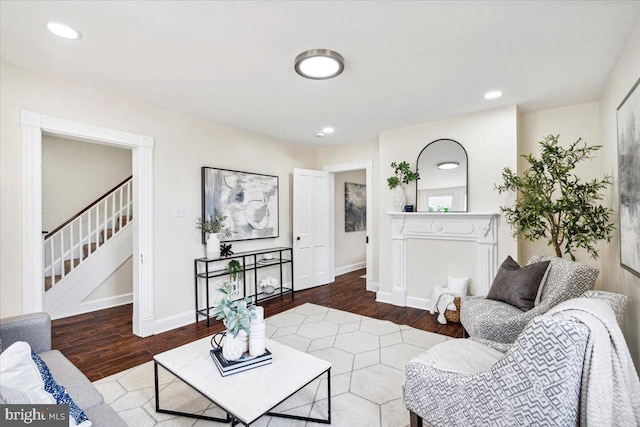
[196, 210, 234, 259]
[387, 161, 420, 212]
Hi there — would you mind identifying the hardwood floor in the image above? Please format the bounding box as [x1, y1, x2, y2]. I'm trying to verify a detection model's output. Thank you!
[52, 269, 464, 381]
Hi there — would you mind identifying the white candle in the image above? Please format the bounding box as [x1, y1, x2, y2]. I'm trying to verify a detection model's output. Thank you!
[253, 306, 264, 322]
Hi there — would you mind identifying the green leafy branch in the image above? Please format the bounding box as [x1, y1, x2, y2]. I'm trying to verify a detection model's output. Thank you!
[495, 134, 614, 260]
[387, 161, 420, 189]
[210, 281, 255, 337]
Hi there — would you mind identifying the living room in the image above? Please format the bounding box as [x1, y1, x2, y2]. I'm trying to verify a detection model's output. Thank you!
[1, 1, 640, 426]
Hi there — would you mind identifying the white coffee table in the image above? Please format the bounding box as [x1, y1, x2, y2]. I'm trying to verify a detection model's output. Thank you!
[153, 337, 332, 426]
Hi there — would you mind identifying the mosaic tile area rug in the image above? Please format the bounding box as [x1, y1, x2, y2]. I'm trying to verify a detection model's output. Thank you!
[93, 303, 452, 427]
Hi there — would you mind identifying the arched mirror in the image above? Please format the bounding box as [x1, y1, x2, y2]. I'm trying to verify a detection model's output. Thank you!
[416, 139, 468, 212]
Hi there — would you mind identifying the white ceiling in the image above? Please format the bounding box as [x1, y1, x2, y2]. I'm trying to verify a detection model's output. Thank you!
[1, 1, 639, 147]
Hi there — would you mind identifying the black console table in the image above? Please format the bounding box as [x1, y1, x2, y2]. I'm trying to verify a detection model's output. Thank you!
[194, 247, 293, 326]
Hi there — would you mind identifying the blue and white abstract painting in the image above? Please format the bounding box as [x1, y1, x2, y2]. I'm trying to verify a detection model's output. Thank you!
[617, 77, 640, 277]
[345, 182, 366, 232]
[202, 167, 279, 241]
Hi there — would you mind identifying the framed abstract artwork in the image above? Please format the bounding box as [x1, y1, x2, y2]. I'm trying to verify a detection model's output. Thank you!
[201, 167, 279, 242]
[617, 77, 640, 277]
[345, 182, 366, 232]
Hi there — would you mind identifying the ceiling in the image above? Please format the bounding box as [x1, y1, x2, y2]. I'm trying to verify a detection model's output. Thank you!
[1, 1, 639, 147]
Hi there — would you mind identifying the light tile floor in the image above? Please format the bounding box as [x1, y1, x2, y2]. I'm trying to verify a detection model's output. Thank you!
[94, 303, 451, 427]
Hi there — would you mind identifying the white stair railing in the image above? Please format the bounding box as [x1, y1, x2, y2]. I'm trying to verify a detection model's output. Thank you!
[43, 177, 133, 289]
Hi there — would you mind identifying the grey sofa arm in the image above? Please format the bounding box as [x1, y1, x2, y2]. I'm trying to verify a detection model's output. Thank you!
[0, 312, 52, 353]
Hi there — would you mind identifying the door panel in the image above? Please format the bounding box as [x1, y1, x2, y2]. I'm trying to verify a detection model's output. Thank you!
[293, 168, 332, 290]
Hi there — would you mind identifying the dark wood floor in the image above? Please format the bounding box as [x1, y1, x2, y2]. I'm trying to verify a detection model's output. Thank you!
[52, 269, 464, 381]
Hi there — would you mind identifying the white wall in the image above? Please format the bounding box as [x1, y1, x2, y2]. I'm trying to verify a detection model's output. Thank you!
[598, 19, 640, 367]
[0, 63, 316, 323]
[519, 102, 602, 267]
[84, 257, 133, 302]
[42, 136, 132, 231]
[378, 106, 519, 298]
[334, 170, 366, 274]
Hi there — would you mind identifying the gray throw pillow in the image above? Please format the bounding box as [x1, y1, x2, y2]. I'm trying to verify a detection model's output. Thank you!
[486, 256, 551, 311]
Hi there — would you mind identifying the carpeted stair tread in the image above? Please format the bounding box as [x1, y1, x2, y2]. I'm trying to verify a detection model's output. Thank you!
[64, 258, 81, 274]
[44, 275, 62, 291]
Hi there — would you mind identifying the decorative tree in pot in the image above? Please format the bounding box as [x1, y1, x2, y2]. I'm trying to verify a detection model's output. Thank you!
[387, 161, 420, 212]
[495, 134, 614, 260]
[196, 210, 234, 259]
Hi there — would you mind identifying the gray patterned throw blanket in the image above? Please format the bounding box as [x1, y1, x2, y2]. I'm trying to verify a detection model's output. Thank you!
[547, 298, 640, 427]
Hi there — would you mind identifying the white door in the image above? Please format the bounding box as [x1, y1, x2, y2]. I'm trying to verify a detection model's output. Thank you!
[293, 168, 332, 290]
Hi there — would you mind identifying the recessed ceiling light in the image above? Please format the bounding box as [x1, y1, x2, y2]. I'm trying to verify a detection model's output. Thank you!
[484, 91, 502, 100]
[295, 49, 344, 80]
[316, 132, 325, 138]
[46, 22, 81, 40]
[322, 127, 335, 134]
[437, 162, 460, 170]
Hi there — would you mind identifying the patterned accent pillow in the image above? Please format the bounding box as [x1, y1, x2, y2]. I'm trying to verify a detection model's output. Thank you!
[31, 352, 90, 426]
[487, 256, 551, 311]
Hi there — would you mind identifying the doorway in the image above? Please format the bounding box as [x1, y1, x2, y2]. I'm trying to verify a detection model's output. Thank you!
[21, 111, 155, 337]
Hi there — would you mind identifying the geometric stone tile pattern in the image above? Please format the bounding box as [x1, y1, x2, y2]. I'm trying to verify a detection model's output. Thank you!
[461, 255, 598, 343]
[404, 316, 589, 427]
[94, 303, 450, 426]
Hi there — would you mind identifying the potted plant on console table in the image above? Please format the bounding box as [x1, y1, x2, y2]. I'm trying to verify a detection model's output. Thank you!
[196, 210, 234, 259]
[211, 282, 255, 361]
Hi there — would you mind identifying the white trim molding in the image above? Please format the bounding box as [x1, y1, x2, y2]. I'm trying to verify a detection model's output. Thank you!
[21, 111, 155, 337]
[387, 212, 499, 307]
[335, 261, 366, 277]
[323, 160, 375, 291]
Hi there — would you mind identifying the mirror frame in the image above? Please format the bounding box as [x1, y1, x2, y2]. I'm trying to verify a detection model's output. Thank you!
[415, 138, 469, 212]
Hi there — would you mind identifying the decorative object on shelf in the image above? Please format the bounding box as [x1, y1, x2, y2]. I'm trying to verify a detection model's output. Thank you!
[211, 281, 255, 361]
[617, 77, 640, 277]
[259, 275, 278, 294]
[404, 205, 414, 212]
[345, 182, 366, 232]
[496, 134, 614, 261]
[220, 243, 234, 258]
[196, 210, 234, 258]
[227, 260, 243, 298]
[249, 306, 266, 357]
[202, 167, 279, 241]
[387, 161, 419, 212]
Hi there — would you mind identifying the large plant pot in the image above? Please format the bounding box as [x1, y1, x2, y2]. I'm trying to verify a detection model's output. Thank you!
[206, 233, 221, 259]
[222, 329, 247, 361]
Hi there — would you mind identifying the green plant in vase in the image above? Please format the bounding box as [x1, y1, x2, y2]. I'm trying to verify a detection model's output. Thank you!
[387, 161, 420, 211]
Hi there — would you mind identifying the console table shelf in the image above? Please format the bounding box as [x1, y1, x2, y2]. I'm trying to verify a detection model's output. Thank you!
[194, 247, 294, 326]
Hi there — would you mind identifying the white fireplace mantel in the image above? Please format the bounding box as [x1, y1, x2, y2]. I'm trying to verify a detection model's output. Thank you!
[387, 212, 500, 307]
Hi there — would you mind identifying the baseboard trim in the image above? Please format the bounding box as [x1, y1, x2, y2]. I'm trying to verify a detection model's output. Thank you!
[367, 281, 380, 292]
[375, 291, 394, 305]
[335, 261, 366, 277]
[153, 310, 195, 335]
[54, 293, 133, 319]
[406, 296, 431, 310]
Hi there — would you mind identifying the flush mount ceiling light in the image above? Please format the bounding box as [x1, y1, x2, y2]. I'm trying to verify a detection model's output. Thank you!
[322, 127, 335, 134]
[295, 49, 344, 80]
[437, 162, 460, 170]
[484, 90, 502, 100]
[46, 22, 82, 40]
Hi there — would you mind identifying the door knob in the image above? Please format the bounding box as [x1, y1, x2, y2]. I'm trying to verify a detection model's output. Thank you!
[296, 236, 301, 241]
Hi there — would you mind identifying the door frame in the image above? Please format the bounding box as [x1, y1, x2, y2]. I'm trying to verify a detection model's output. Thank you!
[21, 111, 155, 337]
[322, 160, 374, 291]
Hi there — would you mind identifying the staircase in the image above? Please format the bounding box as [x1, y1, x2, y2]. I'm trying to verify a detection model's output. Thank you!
[43, 176, 133, 318]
